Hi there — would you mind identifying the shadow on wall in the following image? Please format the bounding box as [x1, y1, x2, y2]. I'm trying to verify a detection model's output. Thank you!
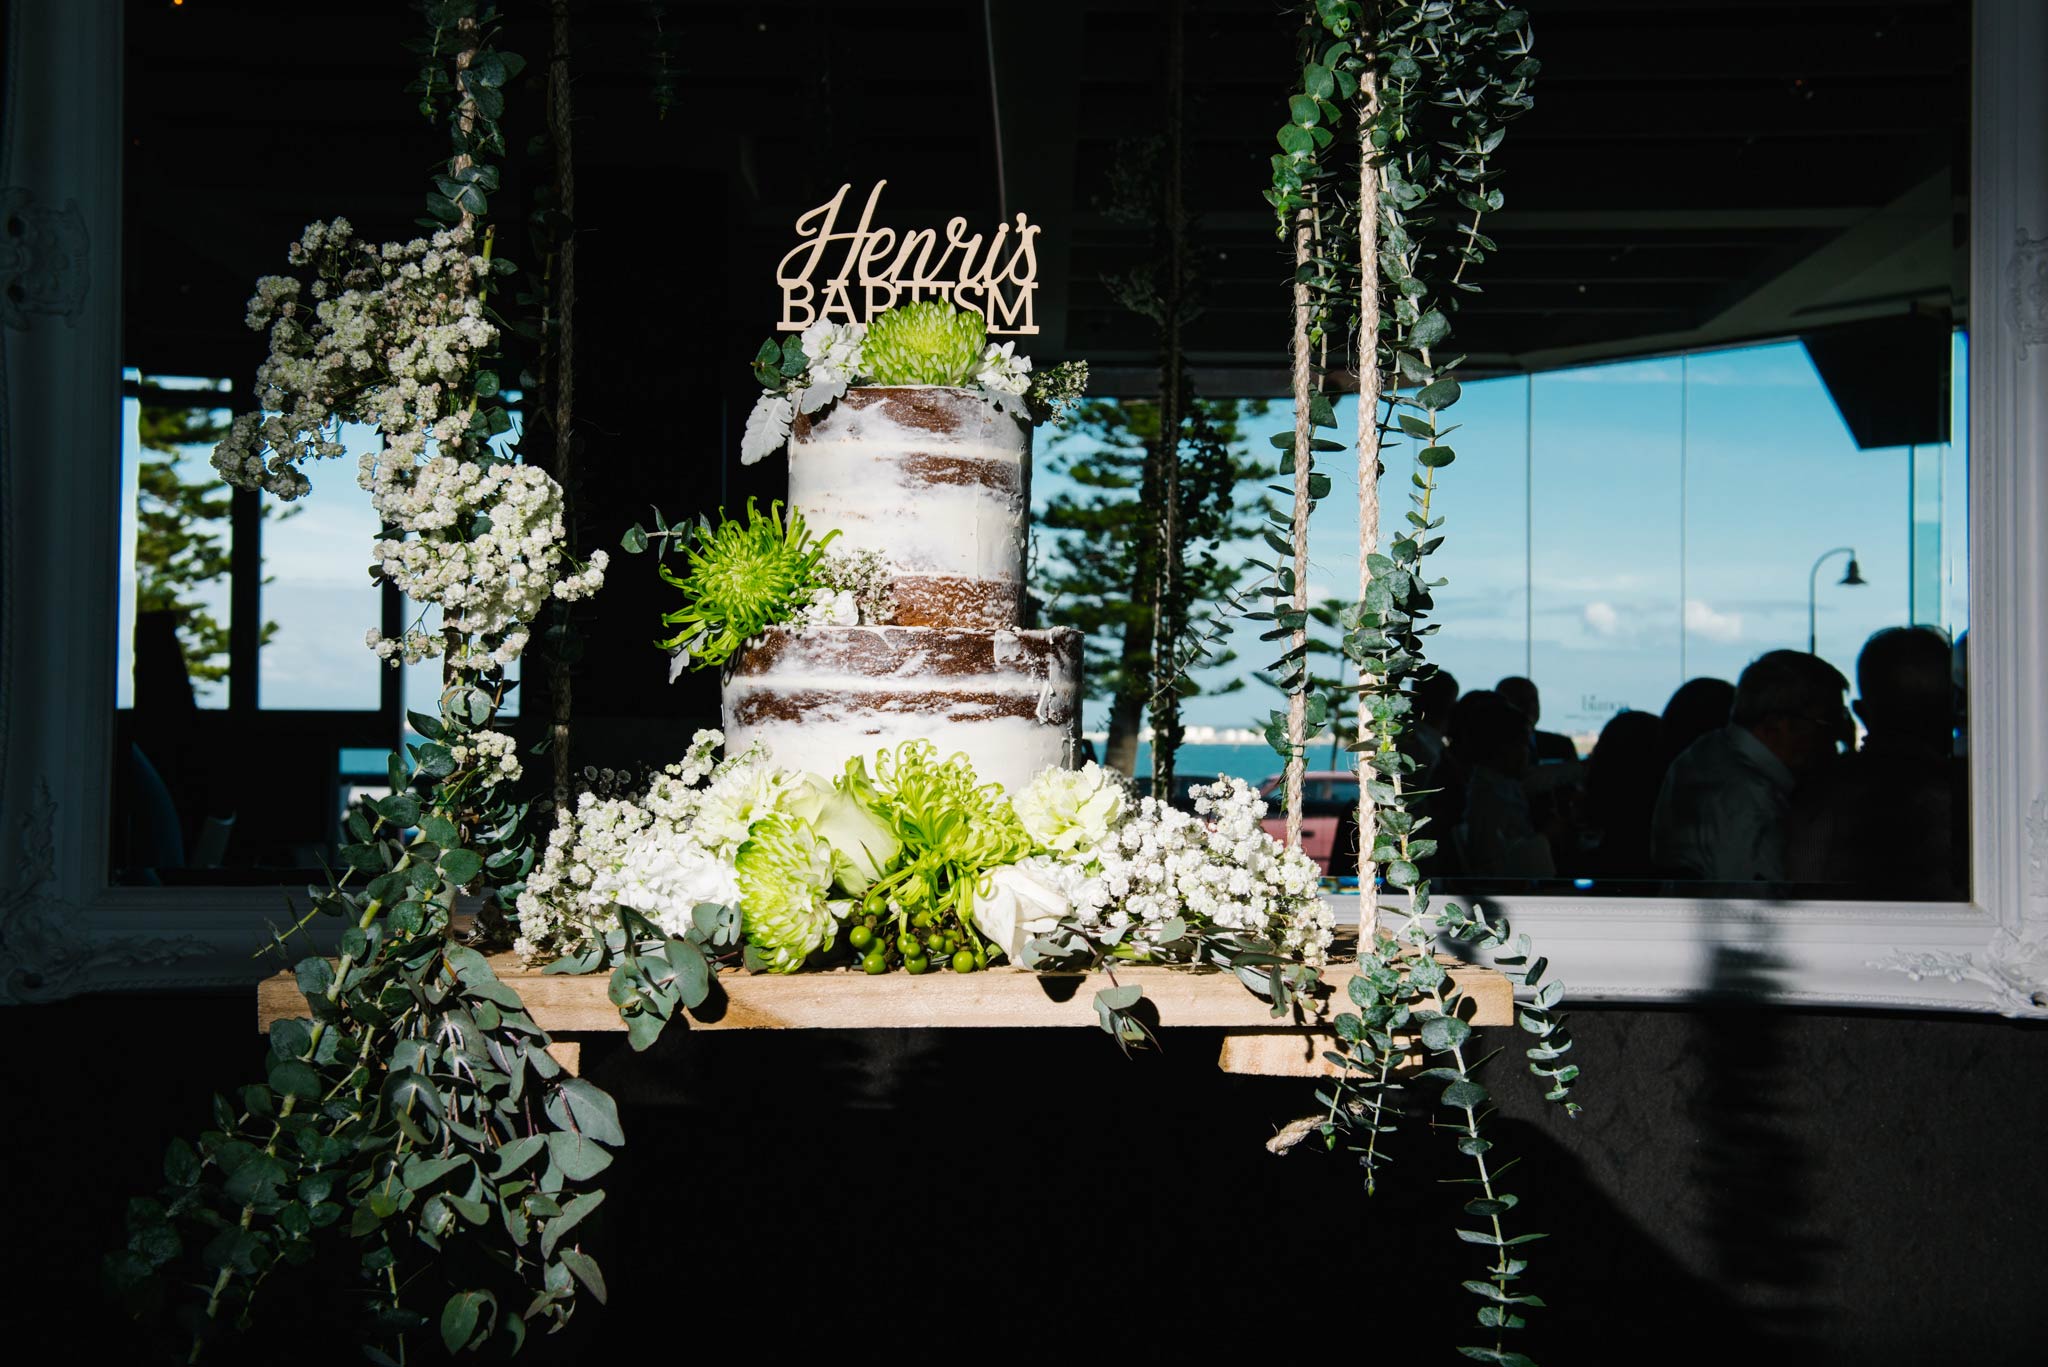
[1689, 921, 1833, 1354]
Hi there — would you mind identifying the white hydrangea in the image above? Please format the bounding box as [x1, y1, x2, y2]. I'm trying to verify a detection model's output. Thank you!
[515, 731, 738, 962]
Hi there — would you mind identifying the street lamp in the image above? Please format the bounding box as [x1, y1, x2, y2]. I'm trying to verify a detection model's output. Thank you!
[1807, 546, 1866, 655]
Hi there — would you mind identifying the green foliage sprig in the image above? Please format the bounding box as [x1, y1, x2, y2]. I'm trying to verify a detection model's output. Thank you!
[409, 0, 527, 475]
[112, 17, 627, 1359]
[1250, 6, 1574, 1365]
[109, 687, 619, 1360]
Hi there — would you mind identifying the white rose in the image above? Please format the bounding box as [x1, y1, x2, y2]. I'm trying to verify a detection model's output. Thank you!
[809, 785, 901, 894]
[970, 863, 1072, 963]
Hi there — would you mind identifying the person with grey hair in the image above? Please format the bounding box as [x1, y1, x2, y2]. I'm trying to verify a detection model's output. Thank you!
[1650, 649, 1850, 883]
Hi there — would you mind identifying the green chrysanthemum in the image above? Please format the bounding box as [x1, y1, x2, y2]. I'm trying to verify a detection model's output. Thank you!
[861, 300, 988, 386]
[656, 498, 837, 670]
[735, 813, 838, 973]
[851, 741, 1034, 938]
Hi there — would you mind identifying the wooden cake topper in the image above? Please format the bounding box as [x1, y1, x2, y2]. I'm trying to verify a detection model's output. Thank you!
[776, 180, 1040, 336]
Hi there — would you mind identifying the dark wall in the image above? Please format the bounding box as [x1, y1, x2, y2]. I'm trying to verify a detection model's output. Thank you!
[9, 990, 2042, 1364]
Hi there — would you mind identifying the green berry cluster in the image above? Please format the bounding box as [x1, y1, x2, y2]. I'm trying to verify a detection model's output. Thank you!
[844, 897, 988, 976]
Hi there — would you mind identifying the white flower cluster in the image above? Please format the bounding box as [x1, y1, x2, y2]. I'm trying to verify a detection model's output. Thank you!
[515, 734, 1331, 982]
[1000, 777, 1330, 965]
[451, 729, 523, 783]
[739, 320, 873, 466]
[974, 340, 1034, 419]
[214, 218, 601, 671]
[214, 219, 496, 501]
[806, 548, 896, 627]
[799, 319, 865, 409]
[362, 457, 606, 669]
[515, 730, 739, 961]
[739, 316, 1071, 464]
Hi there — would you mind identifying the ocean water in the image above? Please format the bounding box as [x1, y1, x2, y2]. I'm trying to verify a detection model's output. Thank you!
[1089, 741, 1346, 788]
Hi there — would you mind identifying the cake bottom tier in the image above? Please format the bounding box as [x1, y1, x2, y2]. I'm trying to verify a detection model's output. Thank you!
[720, 624, 1082, 792]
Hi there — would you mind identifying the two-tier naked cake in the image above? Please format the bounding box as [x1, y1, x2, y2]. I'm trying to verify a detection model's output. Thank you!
[719, 387, 1081, 791]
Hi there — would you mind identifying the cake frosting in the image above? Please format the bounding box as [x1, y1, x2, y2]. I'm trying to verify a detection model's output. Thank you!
[721, 386, 1080, 791]
[787, 387, 1028, 630]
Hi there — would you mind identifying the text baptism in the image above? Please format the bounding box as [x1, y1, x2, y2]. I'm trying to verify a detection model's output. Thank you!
[775, 181, 1040, 336]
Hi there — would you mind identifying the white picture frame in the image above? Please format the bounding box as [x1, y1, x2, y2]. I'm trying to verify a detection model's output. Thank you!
[2, 1, 2042, 1014]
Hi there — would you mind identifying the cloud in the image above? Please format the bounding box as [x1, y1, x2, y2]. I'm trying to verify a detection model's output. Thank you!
[1684, 598, 1743, 644]
[1583, 601, 1622, 636]
[1545, 358, 1683, 386]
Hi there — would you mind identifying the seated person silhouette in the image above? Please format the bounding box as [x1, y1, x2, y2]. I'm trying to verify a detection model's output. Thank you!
[1787, 626, 1964, 898]
[1582, 708, 1667, 878]
[1651, 650, 1848, 883]
[1405, 668, 1459, 773]
[1661, 676, 1737, 766]
[1496, 675, 1580, 763]
[1457, 691, 1557, 878]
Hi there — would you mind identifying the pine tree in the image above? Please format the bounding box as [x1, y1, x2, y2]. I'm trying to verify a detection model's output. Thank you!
[134, 391, 290, 685]
[1036, 395, 1270, 777]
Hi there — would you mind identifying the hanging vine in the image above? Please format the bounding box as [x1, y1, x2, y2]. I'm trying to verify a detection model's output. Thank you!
[1260, 6, 1578, 1366]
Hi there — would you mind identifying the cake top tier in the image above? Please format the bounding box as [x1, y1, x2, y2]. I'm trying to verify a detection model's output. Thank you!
[789, 387, 1029, 631]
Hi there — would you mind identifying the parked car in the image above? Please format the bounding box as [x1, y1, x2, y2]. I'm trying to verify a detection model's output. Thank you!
[1257, 771, 1361, 876]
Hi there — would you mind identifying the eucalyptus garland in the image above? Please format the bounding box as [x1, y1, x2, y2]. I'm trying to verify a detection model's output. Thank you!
[1252, 6, 1578, 1366]
[110, 9, 622, 1359]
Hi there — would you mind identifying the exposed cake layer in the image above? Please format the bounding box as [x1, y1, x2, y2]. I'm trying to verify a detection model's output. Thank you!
[721, 624, 1080, 792]
[789, 387, 1029, 631]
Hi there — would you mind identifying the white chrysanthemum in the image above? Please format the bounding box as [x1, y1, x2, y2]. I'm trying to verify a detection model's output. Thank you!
[1016, 761, 1126, 858]
[692, 751, 813, 856]
[740, 391, 794, 465]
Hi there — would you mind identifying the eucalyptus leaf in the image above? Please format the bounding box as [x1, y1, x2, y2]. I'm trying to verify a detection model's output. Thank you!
[556, 1078, 625, 1146]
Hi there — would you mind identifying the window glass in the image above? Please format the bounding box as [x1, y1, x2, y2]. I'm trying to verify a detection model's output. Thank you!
[259, 419, 382, 710]
[1039, 333, 1967, 900]
[119, 373, 235, 710]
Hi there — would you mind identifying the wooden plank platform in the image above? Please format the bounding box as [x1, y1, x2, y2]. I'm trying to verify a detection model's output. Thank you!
[257, 953, 1514, 1076]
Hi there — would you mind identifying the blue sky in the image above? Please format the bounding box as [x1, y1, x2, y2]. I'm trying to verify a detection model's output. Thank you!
[124, 336, 1967, 748]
